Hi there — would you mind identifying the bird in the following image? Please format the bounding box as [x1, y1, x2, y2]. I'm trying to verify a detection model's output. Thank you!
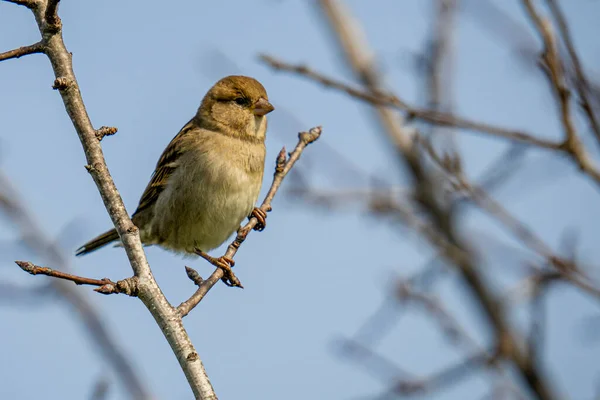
[76, 75, 274, 286]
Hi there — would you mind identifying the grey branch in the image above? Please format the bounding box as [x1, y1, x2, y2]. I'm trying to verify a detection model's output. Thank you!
[4, 0, 216, 398]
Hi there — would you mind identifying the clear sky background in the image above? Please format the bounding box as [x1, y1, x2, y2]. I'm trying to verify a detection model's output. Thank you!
[1, 1, 599, 399]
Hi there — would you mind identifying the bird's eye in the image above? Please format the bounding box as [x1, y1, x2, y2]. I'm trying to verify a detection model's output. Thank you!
[234, 97, 247, 106]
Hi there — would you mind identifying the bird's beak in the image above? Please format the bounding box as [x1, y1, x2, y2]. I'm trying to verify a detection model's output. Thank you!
[253, 98, 274, 116]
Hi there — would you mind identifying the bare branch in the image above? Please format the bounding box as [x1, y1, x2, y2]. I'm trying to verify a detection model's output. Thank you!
[544, 0, 600, 145]
[177, 126, 322, 317]
[15, 261, 140, 296]
[0, 42, 44, 62]
[315, 1, 559, 398]
[522, 0, 600, 187]
[0, 172, 151, 399]
[12, 1, 217, 397]
[260, 54, 561, 150]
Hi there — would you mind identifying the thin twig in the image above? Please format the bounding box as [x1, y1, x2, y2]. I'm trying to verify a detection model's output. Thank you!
[544, 0, 600, 147]
[422, 0, 458, 151]
[419, 137, 600, 302]
[0, 42, 44, 62]
[177, 126, 322, 317]
[394, 352, 494, 395]
[15, 261, 139, 296]
[522, 0, 600, 188]
[0, 172, 151, 399]
[260, 54, 561, 151]
[316, 1, 559, 399]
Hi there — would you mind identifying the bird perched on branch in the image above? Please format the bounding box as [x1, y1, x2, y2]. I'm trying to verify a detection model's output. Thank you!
[76, 76, 274, 286]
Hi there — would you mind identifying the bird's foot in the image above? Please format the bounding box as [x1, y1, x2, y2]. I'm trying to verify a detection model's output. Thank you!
[194, 249, 243, 288]
[250, 207, 269, 231]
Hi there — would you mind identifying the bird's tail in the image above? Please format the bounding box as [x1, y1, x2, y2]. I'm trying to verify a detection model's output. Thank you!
[75, 228, 119, 256]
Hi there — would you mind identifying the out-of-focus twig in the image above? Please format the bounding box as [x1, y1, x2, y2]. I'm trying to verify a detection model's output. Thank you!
[260, 54, 560, 150]
[315, 1, 559, 399]
[262, 51, 600, 189]
[422, 0, 458, 152]
[544, 0, 600, 146]
[0, 172, 151, 399]
[522, 0, 600, 188]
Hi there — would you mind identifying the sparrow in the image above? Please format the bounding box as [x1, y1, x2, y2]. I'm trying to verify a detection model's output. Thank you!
[76, 75, 274, 285]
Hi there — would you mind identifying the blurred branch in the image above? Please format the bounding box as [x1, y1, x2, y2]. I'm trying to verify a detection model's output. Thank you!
[262, 50, 600, 188]
[426, 0, 456, 115]
[393, 352, 494, 396]
[544, 0, 600, 145]
[419, 137, 600, 299]
[315, 1, 559, 399]
[177, 126, 322, 317]
[261, 54, 561, 150]
[0, 172, 151, 399]
[421, 0, 458, 151]
[464, 0, 600, 106]
[89, 377, 110, 400]
[522, 0, 600, 187]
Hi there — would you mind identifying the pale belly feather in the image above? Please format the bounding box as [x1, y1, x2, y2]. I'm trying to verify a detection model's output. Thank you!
[144, 136, 264, 254]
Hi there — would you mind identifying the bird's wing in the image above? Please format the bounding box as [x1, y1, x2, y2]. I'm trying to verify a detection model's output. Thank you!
[133, 119, 197, 216]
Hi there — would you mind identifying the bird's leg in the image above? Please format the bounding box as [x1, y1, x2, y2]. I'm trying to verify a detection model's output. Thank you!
[194, 248, 243, 288]
[250, 207, 269, 231]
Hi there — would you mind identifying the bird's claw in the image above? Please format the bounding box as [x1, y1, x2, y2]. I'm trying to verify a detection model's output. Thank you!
[214, 256, 243, 287]
[194, 249, 243, 288]
[250, 207, 268, 231]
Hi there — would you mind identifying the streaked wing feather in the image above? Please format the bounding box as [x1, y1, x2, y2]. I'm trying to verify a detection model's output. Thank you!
[133, 120, 196, 216]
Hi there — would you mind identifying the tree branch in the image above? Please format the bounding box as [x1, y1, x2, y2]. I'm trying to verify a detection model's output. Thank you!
[260, 54, 561, 150]
[522, 0, 600, 188]
[315, 1, 559, 399]
[0, 41, 44, 62]
[12, 1, 217, 397]
[15, 261, 140, 295]
[544, 0, 600, 147]
[0, 172, 151, 399]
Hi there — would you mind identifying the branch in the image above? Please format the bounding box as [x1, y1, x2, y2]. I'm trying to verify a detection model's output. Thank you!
[261, 51, 600, 189]
[0, 172, 151, 399]
[260, 54, 561, 151]
[315, 1, 559, 399]
[421, 0, 458, 151]
[544, 0, 600, 146]
[0, 42, 44, 62]
[2, 0, 38, 8]
[15, 261, 139, 296]
[11, 1, 216, 397]
[522, 0, 600, 188]
[177, 126, 322, 317]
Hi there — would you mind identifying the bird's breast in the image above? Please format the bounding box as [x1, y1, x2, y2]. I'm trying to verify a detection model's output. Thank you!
[148, 134, 265, 254]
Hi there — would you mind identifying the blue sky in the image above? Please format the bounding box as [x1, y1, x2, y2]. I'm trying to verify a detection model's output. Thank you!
[1, 1, 599, 399]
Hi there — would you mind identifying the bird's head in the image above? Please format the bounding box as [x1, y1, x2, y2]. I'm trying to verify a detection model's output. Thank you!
[196, 75, 274, 143]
